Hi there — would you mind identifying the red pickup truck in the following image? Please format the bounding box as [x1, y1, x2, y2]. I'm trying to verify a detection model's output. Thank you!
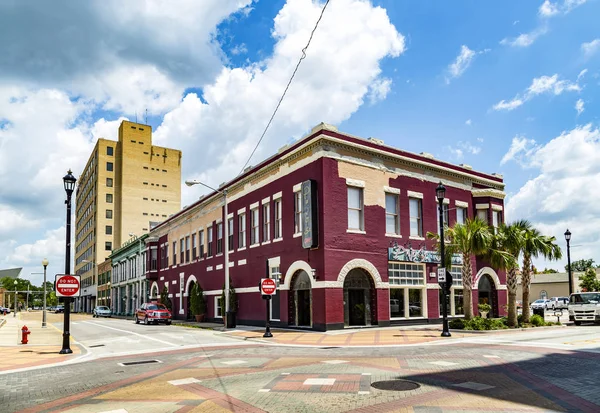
[135, 303, 172, 325]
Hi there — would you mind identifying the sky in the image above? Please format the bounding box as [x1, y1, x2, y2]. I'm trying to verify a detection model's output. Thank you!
[0, 0, 599, 287]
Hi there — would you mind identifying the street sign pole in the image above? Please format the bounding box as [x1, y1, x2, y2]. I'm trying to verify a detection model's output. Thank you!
[264, 295, 272, 338]
[260, 276, 276, 338]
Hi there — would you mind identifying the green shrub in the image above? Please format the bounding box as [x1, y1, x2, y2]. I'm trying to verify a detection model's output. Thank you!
[478, 303, 492, 313]
[449, 319, 465, 329]
[530, 314, 545, 326]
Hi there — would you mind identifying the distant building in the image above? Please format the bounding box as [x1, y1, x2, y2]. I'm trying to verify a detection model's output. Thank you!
[0, 268, 23, 279]
[97, 259, 112, 309]
[73, 121, 182, 313]
[144, 123, 507, 330]
[517, 272, 588, 303]
[110, 234, 148, 315]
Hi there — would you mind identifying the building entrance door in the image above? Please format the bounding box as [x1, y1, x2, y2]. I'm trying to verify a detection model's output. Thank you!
[348, 289, 366, 326]
[289, 270, 312, 327]
[478, 274, 497, 317]
[297, 290, 311, 326]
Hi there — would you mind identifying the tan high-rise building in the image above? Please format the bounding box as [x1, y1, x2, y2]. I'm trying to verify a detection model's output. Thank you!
[74, 121, 181, 313]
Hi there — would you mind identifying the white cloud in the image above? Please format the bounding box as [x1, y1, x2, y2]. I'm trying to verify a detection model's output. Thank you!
[506, 124, 600, 269]
[446, 45, 476, 83]
[539, 1, 559, 17]
[493, 73, 581, 111]
[500, 135, 537, 165]
[447, 141, 482, 160]
[230, 43, 248, 55]
[581, 39, 600, 58]
[500, 27, 547, 48]
[368, 78, 393, 104]
[154, 0, 406, 207]
[465, 119, 472, 126]
[577, 68, 588, 81]
[575, 98, 584, 115]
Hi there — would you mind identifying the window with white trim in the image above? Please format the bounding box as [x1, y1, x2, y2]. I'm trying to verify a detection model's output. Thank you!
[409, 198, 423, 237]
[456, 206, 467, 225]
[251, 208, 259, 245]
[199, 230, 204, 258]
[263, 204, 270, 241]
[207, 227, 213, 257]
[217, 222, 223, 254]
[192, 234, 197, 260]
[388, 263, 425, 285]
[228, 218, 234, 250]
[347, 186, 364, 231]
[439, 265, 464, 317]
[436, 203, 449, 234]
[294, 191, 302, 234]
[270, 265, 281, 321]
[215, 297, 223, 318]
[172, 241, 176, 265]
[385, 193, 399, 235]
[238, 213, 246, 248]
[492, 210, 501, 228]
[185, 236, 190, 263]
[180, 238, 185, 263]
[477, 208, 488, 223]
[274, 199, 282, 238]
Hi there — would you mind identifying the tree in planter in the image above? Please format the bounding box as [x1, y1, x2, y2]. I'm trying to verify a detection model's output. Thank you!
[160, 286, 172, 311]
[221, 277, 238, 323]
[190, 283, 207, 322]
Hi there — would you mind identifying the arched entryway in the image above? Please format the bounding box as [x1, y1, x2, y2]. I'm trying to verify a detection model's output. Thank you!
[343, 269, 376, 327]
[288, 270, 312, 327]
[150, 283, 159, 300]
[478, 274, 498, 317]
[186, 281, 196, 320]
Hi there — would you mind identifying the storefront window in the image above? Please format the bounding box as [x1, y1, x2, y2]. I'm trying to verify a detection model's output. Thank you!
[390, 288, 405, 318]
[408, 289, 423, 317]
[388, 263, 424, 285]
[454, 289, 464, 315]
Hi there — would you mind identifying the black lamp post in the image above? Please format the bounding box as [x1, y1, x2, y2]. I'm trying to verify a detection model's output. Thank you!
[60, 169, 76, 354]
[565, 229, 573, 296]
[436, 182, 451, 337]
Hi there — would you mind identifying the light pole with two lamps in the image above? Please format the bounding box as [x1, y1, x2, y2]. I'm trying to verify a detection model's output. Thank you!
[436, 182, 451, 337]
[185, 179, 231, 329]
[42, 258, 49, 327]
[60, 169, 77, 354]
[565, 229, 573, 296]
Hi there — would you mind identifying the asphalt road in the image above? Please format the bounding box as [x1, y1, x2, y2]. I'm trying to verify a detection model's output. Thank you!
[53, 316, 250, 358]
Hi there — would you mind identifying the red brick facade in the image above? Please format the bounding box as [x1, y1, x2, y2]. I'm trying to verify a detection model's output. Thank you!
[145, 124, 507, 330]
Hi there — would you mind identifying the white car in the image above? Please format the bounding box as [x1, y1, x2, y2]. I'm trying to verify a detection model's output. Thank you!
[568, 292, 600, 325]
[93, 306, 112, 318]
[530, 299, 551, 310]
[547, 297, 569, 310]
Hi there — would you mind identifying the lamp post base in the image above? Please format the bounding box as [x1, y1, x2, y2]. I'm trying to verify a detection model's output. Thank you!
[441, 330, 452, 337]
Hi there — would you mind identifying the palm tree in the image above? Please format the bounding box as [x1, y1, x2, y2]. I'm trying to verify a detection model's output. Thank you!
[520, 223, 563, 323]
[429, 218, 492, 319]
[489, 222, 524, 327]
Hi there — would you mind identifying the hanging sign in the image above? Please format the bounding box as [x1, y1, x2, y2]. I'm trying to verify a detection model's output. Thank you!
[301, 179, 319, 249]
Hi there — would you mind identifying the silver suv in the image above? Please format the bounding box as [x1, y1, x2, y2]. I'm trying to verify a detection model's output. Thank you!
[547, 297, 569, 310]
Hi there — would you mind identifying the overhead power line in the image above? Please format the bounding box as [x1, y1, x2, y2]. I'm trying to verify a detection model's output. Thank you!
[238, 0, 331, 175]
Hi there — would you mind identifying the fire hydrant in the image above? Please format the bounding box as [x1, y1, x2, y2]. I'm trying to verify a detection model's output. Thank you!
[21, 325, 30, 345]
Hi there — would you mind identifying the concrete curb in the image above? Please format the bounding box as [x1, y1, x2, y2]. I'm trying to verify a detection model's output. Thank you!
[449, 324, 568, 334]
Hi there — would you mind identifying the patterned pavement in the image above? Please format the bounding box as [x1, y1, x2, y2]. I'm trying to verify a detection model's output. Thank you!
[5, 342, 600, 413]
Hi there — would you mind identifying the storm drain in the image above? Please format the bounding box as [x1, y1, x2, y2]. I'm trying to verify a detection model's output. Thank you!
[371, 380, 420, 392]
[118, 360, 162, 366]
[319, 347, 341, 349]
[89, 344, 105, 348]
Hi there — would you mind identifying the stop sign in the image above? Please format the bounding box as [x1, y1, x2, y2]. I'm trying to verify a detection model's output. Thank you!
[55, 275, 81, 297]
[260, 278, 277, 295]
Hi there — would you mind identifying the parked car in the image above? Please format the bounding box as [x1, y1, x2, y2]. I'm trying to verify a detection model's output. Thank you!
[93, 306, 112, 318]
[547, 297, 569, 310]
[55, 305, 64, 313]
[135, 303, 172, 325]
[0, 306, 10, 314]
[530, 299, 551, 310]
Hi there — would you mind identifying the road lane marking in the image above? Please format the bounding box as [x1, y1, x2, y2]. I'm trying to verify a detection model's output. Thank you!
[81, 321, 178, 347]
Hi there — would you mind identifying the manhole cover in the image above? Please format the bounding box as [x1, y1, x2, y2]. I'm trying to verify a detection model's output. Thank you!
[371, 380, 420, 391]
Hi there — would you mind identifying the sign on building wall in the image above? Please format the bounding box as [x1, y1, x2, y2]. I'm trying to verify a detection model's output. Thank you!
[388, 244, 463, 265]
[301, 179, 318, 249]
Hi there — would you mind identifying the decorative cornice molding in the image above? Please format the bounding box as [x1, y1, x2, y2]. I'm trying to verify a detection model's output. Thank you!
[472, 188, 506, 199]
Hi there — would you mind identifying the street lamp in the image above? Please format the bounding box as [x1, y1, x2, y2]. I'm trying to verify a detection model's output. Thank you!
[565, 229, 573, 296]
[185, 179, 231, 329]
[436, 182, 451, 337]
[42, 258, 49, 328]
[13, 280, 17, 318]
[60, 169, 76, 354]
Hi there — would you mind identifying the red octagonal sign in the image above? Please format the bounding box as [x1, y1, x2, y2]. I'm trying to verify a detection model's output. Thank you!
[260, 278, 277, 295]
[55, 275, 81, 297]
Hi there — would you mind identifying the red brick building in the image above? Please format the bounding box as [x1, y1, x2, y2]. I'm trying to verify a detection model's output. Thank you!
[145, 123, 506, 330]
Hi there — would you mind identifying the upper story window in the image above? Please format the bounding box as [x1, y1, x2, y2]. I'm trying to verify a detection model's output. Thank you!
[107, 146, 114, 156]
[192, 233, 197, 260]
[180, 238, 185, 263]
[150, 249, 157, 271]
[106, 209, 112, 219]
[385, 193, 399, 235]
[207, 226, 213, 257]
[238, 213, 246, 248]
[105, 241, 112, 251]
[436, 203, 449, 233]
[347, 187, 364, 231]
[228, 218, 234, 251]
[185, 236, 190, 262]
[106, 162, 113, 172]
[217, 222, 223, 254]
[456, 206, 467, 225]
[263, 203, 270, 241]
[199, 229, 205, 258]
[388, 263, 424, 286]
[251, 208, 259, 245]
[477, 208, 488, 223]
[106, 193, 113, 203]
[409, 198, 423, 237]
[172, 241, 177, 265]
[294, 191, 303, 234]
[165, 243, 169, 267]
[106, 177, 113, 187]
[105, 225, 112, 235]
[492, 209, 502, 228]
[274, 199, 282, 239]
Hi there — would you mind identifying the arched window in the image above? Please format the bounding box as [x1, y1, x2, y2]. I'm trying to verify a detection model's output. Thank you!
[540, 290, 548, 299]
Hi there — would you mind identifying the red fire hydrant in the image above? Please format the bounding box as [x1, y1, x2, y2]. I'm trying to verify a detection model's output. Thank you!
[21, 325, 30, 345]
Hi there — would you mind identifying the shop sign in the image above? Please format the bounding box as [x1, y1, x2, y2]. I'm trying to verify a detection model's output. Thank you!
[301, 179, 318, 249]
[388, 244, 462, 264]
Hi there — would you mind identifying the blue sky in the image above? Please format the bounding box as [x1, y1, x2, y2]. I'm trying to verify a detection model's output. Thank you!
[0, 0, 599, 285]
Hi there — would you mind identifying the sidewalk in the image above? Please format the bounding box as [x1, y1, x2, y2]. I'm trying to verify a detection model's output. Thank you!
[0, 312, 82, 373]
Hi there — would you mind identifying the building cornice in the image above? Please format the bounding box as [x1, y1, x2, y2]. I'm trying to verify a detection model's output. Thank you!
[472, 188, 506, 199]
